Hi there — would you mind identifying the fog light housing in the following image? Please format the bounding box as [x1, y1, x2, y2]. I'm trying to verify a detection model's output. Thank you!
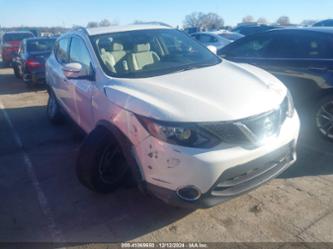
[176, 185, 201, 201]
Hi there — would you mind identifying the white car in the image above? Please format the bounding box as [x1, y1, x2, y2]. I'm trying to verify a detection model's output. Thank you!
[45, 25, 300, 208]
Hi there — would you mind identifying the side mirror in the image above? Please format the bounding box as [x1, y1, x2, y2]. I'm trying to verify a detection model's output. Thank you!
[63, 62, 87, 79]
[207, 45, 217, 55]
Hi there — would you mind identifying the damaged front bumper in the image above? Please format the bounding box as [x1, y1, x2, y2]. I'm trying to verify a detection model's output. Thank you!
[145, 141, 296, 208]
[132, 112, 300, 208]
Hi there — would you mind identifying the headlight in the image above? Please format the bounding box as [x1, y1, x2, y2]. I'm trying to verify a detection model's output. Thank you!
[281, 91, 295, 119]
[137, 116, 220, 148]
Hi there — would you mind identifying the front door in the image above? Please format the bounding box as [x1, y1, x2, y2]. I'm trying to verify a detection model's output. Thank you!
[68, 36, 95, 132]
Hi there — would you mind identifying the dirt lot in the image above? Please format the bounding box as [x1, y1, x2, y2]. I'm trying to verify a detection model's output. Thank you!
[0, 62, 332, 247]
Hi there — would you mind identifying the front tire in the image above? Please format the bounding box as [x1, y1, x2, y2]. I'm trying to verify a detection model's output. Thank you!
[47, 91, 64, 124]
[76, 126, 130, 193]
[315, 94, 333, 141]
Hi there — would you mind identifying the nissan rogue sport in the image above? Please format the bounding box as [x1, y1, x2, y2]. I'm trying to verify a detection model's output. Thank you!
[45, 25, 300, 208]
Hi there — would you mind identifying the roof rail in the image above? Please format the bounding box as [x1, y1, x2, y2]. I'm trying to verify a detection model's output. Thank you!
[71, 26, 89, 35]
[133, 22, 172, 28]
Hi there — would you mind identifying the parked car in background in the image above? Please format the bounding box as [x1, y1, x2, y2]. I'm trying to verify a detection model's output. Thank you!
[184, 27, 199, 34]
[232, 24, 281, 36]
[219, 27, 333, 141]
[313, 19, 333, 27]
[12, 37, 56, 85]
[45, 25, 299, 208]
[1, 31, 34, 66]
[214, 30, 244, 42]
[191, 32, 233, 50]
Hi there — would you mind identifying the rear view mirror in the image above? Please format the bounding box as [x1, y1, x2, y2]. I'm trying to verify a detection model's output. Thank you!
[207, 45, 217, 55]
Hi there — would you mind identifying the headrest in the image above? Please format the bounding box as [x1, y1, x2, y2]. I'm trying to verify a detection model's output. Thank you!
[134, 43, 150, 52]
[98, 38, 112, 51]
[112, 43, 124, 51]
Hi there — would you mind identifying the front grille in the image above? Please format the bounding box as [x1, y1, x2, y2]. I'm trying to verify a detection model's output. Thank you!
[211, 141, 295, 197]
[202, 99, 288, 148]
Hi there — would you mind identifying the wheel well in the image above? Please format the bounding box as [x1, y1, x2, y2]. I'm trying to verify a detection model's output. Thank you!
[94, 120, 145, 189]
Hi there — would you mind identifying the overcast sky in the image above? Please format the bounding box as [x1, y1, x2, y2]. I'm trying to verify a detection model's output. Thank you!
[0, 0, 332, 27]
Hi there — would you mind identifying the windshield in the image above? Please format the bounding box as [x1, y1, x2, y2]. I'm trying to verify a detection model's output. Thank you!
[27, 39, 56, 53]
[3, 33, 34, 42]
[90, 29, 221, 78]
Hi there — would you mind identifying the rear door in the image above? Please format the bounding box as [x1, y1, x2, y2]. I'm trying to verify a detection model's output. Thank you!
[68, 36, 95, 132]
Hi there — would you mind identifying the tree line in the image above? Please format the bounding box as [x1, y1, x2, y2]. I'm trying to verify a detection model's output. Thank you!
[183, 12, 317, 30]
[85, 13, 318, 30]
[0, 14, 320, 35]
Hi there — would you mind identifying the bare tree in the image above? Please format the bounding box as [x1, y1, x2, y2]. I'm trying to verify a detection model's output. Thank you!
[99, 19, 111, 27]
[183, 12, 206, 28]
[242, 15, 255, 23]
[277, 16, 290, 26]
[257, 17, 268, 25]
[201, 12, 224, 30]
[183, 12, 224, 30]
[87, 21, 98, 28]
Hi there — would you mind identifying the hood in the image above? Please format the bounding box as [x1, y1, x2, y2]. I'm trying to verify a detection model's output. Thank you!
[104, 60, 287, 122]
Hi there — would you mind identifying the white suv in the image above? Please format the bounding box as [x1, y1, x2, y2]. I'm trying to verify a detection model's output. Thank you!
[45, 25, 300, 208]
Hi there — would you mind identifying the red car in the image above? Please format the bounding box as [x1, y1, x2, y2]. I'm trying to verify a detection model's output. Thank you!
[1, 31, 34, 66]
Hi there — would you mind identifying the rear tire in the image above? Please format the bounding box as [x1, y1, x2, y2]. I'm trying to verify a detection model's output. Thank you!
[76, 126, 130, 193]
[47, 91, 64, 124]
[314, 94, 333, 141]
[13, 65, 22, 79]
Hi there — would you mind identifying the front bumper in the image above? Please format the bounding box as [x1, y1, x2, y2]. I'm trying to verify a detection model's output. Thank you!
[146, 140, 296, 208]
[133, 111, 300, 208]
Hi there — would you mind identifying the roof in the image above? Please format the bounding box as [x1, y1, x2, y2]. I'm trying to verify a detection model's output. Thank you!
[85, 24, 171, 36]
[191, 31, 217, 35]
[267, 26, 333, 34]
[25, 37, 56, 41]
[4, 31, 34, 34]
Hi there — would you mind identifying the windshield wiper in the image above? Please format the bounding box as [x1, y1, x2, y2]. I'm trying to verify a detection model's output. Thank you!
[169, 63, 216, 74]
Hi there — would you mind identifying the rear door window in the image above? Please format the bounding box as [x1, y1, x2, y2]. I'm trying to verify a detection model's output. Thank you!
[3, 33, 33, 42]
[27, 39, 55, 53]
[294, 32, 333, 59]
[264, 31, 333, 59]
